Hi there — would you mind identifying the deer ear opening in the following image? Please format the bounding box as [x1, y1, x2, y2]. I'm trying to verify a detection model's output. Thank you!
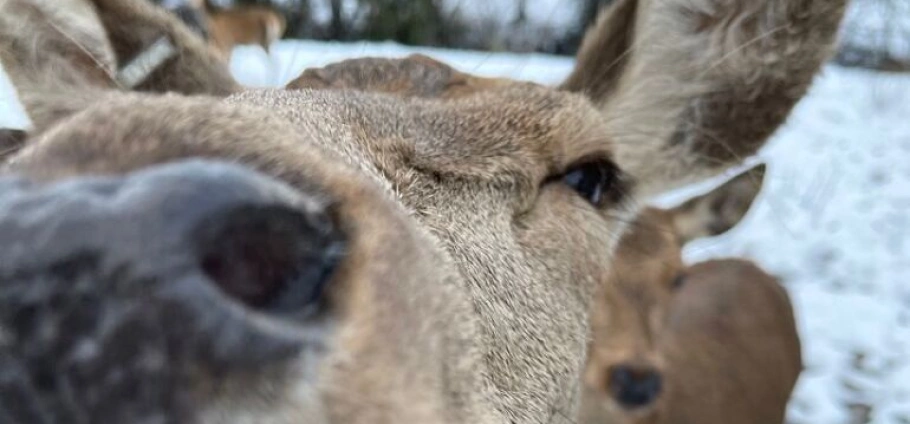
[562, 0, 847, 197]
[667, 163, 766, 245]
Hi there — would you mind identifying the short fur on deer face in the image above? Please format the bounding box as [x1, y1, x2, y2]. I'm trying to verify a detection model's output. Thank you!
[582, 164, 801, 423]
[583, 258, 802, 424]
[0, 0, 842, 423]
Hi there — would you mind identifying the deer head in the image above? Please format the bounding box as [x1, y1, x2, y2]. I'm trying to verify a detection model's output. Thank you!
[0, 0, 843, 422]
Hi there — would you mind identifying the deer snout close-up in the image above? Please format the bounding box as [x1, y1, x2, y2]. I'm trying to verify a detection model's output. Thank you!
[581, 164, 803, 424]
[0, 0, 853, 421]
[0, 159, 346, 422]
[607, 363, 664, 410]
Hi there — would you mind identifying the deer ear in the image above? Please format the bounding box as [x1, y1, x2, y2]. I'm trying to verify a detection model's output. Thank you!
[666, 163, 766, 245]
[0, 0, 239, 135]
[562, 0, 846, 197]
[0, 0, 118, 131]
[86, 0, 239, 96]
[560, 0, 638, 102]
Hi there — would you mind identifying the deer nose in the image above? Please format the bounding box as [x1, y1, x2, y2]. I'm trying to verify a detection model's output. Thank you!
[607, 363, 664, 409]
[193, 193, 344, 317]
[0, 159, 346, 367]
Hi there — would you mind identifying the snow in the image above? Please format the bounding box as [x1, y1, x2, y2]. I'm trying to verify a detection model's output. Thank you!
[0, 62, 29, 130]
[2, 37, 909, 424]
[649, 62, 910, 424]
[840, 0, 910, 59]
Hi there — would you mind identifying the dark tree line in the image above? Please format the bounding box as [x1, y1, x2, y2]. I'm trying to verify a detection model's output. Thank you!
[156, 0, 910, 71]
[155, 0, 616, 55]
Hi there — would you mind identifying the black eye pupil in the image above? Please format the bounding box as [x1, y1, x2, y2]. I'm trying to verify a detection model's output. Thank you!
[671, 274, 687, 290]
[562, 161, 613, 206]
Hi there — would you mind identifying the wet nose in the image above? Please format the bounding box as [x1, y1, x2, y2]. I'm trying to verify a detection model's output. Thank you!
[0, 159, 346, 366]
[607, 363, 664, 409]
[0, 159, 347, 422]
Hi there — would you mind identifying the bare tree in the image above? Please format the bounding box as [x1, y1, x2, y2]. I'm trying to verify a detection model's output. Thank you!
[361, 0, 458, 47]
[328, 0, 346, 39]
[513, 0, 527, 26]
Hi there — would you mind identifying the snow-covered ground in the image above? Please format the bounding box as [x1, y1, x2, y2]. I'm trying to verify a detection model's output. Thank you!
[676, 65, 910, 424]
[2, 38, 909, 424]
[840, 0, 910, 60]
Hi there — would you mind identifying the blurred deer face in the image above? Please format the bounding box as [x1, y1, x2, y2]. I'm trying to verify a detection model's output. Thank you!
[585, 209, 682, 414]
[0, 78, 635, 424]
[582, 164, 767, 421]
[0, 0, 843, 422]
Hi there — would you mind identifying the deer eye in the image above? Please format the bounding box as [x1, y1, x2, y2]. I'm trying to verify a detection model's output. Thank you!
[671, 274, 687, 290]
[560, 159, 625, 207]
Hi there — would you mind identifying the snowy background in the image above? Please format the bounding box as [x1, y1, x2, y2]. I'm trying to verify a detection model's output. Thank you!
[2, 2, 909, 423]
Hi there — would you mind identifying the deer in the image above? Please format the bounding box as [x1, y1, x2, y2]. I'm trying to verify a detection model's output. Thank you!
[193, 0, 286, 60]
[0, 0, 845, 422]
[580, 164, 803, 424]
[0, 128, 25, 160]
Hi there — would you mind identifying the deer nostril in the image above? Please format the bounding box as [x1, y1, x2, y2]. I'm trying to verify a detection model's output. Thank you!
[195, 203, 346, 319]
[607, 364, 664, 409]
[0, 159, 348, 380]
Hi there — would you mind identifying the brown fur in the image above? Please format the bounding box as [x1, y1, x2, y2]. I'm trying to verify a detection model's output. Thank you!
[201, 1, 287, 61]
[0, 0, 842, 422]
[286, 54, 513, 99]
[581, 165, 803, 424]
[0, 0, 238, 134]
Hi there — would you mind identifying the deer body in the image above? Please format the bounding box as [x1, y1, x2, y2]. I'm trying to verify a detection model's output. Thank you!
[660, 259, 801, 424]
[581, 166, 802, 424]
[0, 0, 842, 422]
[201, 0, 286, 60]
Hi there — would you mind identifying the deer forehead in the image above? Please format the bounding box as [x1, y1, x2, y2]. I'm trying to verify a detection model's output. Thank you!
[286, 55, 515, 100]
[228, 85, 617, 192]
[612, 211, 682, 275]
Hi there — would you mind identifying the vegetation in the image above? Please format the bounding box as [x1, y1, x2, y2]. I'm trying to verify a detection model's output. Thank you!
[157, 0, 910, 70]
